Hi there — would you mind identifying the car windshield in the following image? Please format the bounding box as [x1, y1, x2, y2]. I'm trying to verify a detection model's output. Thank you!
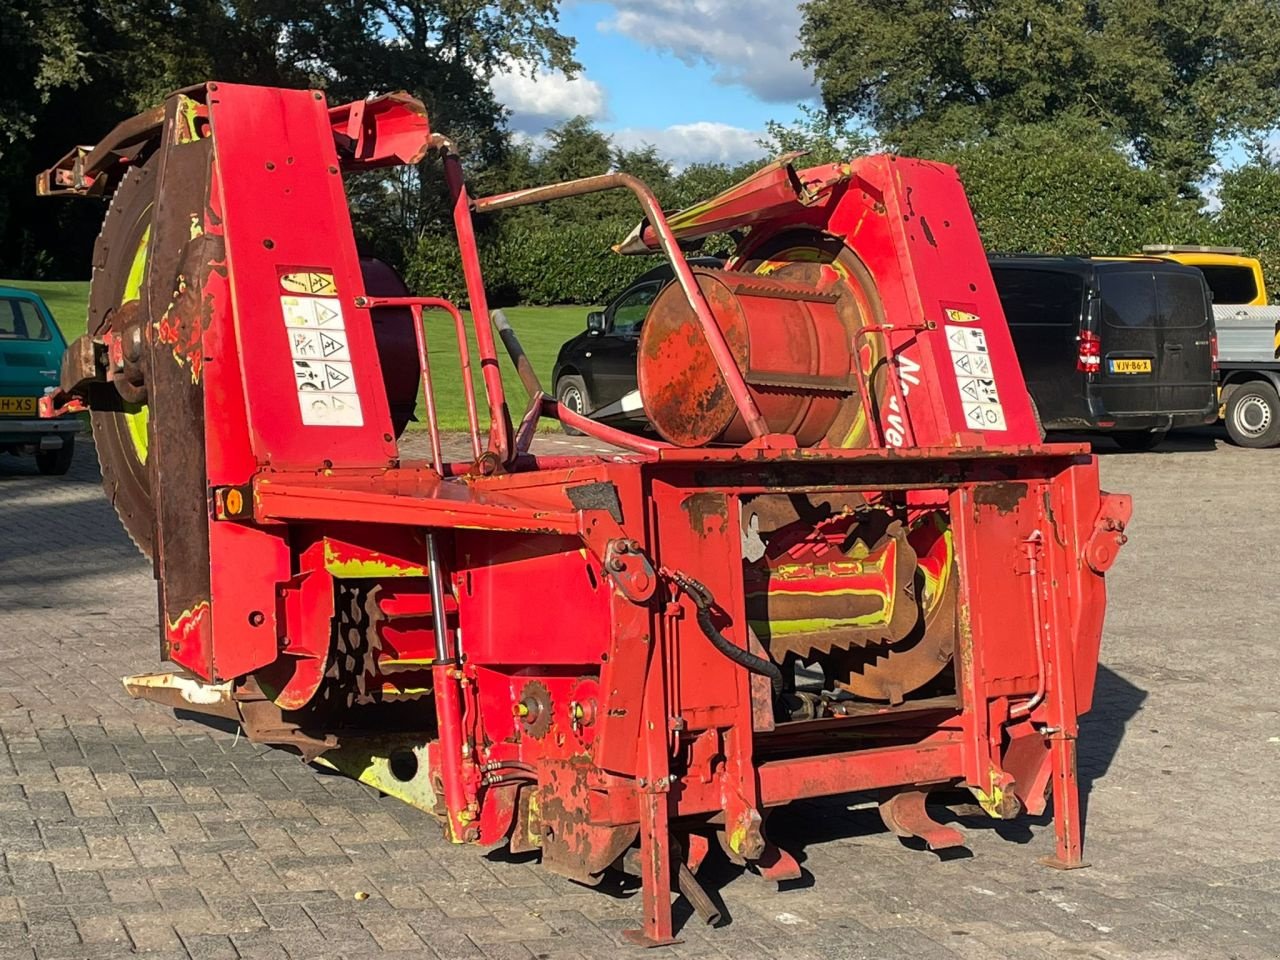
[0, 297, 52, 341]
[612, 283, 662, 336]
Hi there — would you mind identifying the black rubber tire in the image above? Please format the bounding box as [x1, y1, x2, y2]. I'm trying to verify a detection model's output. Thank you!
[88, 161, 157, 557]
[1111, 430, 1167, 452]
[1224, 381, 1280, 448]
[35, 435, 75, 476]
[555, 374, 589, 436]
[1028, 395, 1046, 441]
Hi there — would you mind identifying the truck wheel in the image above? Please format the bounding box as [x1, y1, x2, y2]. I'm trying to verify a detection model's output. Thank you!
[555, 375, 590, 436]
[36, 436, 75, 476]
[1111, 430, 1166, 452]
[1225, 382, 1280, 448]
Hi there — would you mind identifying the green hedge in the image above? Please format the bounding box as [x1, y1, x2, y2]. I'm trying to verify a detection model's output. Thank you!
[404, 218, 665, 307]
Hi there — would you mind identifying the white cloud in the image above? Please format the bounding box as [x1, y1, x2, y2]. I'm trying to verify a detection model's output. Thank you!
[490, 59, 607, 131]
[612, 122, 765, 169]
[599, 0, 814, 103]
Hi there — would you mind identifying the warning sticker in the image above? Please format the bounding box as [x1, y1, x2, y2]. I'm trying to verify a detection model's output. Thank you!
[280, 288, 363, 427]
[280, 271, 337, 296]
[945, 324, 1006, 431]
[297, 392, 361, 426]
[282, 296, 345, 329]
[287, 328, 350, 362]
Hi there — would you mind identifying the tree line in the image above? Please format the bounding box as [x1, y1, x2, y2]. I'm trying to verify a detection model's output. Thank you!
[5, 1, 1280, 303]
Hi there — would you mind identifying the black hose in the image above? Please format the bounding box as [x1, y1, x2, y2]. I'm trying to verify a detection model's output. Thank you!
[671, 572, 784, 693]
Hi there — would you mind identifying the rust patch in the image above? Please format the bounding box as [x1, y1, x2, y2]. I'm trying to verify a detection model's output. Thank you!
[681, 492, 729, 537]
[974, 481, 1028, 515]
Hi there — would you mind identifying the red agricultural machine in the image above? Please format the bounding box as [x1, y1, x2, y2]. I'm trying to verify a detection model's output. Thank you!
[38, 84, 1130, 944]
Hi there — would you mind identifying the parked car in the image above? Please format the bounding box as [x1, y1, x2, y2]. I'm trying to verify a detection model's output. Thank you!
[1139, 245, 1280, 447]
[552, 257, 722, 431]
[989, 255, 1218, 450]
[0, 286, 79, 474]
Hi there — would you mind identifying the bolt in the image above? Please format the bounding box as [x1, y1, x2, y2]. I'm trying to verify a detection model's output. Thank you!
[248, 611, 265, 627]
[607, 557, 626, 573]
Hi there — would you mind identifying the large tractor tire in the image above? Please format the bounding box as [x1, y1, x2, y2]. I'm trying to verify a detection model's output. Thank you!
[89, 161, 420, 558]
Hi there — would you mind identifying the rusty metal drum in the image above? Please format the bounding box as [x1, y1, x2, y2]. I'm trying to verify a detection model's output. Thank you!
[637, 268, 857, 446]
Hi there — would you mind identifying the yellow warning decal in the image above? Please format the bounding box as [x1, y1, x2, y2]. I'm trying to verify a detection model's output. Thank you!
[944, 308, 981, 324]
[280, 271, 337, 296]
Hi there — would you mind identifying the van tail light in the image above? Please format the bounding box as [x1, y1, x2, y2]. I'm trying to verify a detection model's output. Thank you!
[1077, 331, 1101, 374]
[1210, 331, 1219, 371]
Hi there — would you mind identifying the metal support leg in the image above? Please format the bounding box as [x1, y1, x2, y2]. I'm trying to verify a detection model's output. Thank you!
[623, 790, 679, 947]
[1041, 730, 1088, 870]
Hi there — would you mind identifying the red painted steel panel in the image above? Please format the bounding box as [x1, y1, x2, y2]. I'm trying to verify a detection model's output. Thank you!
[206, 84, 396, 468]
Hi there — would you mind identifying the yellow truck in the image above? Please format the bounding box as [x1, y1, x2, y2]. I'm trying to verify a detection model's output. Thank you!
[1142, 245, 1280, 447]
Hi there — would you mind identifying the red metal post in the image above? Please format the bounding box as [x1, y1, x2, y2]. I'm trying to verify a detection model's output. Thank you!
[442, 154, 512, 462]
[427, 531, 473, 842]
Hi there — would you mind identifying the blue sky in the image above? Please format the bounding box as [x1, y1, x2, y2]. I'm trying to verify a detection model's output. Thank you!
[489, 1, 816, 167]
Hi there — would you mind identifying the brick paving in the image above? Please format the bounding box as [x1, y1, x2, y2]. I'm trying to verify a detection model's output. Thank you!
[1, 431, 1278, 959]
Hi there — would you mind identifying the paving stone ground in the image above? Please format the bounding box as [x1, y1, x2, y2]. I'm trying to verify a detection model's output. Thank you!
[1, 429, 1278, 959]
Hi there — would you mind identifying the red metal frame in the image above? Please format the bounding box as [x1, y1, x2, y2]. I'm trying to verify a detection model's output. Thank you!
[39, 83, 1131, 947]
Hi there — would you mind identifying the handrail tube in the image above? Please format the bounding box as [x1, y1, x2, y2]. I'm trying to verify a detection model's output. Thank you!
[359, 294, 483, 462]
[546, 397, 674, 456]
[442, 153, 512, 461]
[409, 305, 444, 473]
[473, 172, 771, 440]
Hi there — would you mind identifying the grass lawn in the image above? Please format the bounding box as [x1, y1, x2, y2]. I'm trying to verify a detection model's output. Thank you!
[1, 277, 591, 431]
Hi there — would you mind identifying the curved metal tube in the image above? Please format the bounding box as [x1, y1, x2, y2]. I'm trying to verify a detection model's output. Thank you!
[473, 172, 770, 440]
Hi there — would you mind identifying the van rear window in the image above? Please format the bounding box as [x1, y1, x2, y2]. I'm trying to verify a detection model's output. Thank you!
[1156, 272, 1210, 329]
[1100, 270, 1208, 330]
[1197, 265, 1258, 305]
[0, 298, 52, 341]
[991, 269, 1083, 326]
[1100, 272, 1157, 328]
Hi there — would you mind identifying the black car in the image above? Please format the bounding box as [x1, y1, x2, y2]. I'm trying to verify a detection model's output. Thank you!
[552, 257, 722, 430]
[990, 256, 1218, 449]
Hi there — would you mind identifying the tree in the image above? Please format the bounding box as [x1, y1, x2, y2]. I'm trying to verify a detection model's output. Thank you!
[758, 106, 871, 166]
[936, 120, 1206, 255]
[0, 0, 581, 278]
[1215, 147, 1280, 285]
[798, 0, 1280, 191]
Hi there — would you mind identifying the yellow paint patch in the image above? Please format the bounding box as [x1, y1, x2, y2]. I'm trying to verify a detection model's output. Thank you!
[322, 541, 427, 578]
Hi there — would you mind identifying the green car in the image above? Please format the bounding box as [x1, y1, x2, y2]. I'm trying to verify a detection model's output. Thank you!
[0, 286, 79, 474]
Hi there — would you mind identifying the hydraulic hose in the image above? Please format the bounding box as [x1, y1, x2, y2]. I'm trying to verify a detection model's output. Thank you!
[669, 572, 784, 693]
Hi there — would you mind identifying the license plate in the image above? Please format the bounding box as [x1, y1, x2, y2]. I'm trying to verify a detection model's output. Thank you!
[0, 396, 37, 415]
[1108, 358, 1152, 374]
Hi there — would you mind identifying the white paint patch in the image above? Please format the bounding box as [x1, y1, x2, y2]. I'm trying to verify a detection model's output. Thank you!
[945, 324, 1006, 431]
[281, 294, 364, 427]
[774, 912, 806, 925]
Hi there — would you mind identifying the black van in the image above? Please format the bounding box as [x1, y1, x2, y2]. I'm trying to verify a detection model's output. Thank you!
[989, 256, 1217, 450]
